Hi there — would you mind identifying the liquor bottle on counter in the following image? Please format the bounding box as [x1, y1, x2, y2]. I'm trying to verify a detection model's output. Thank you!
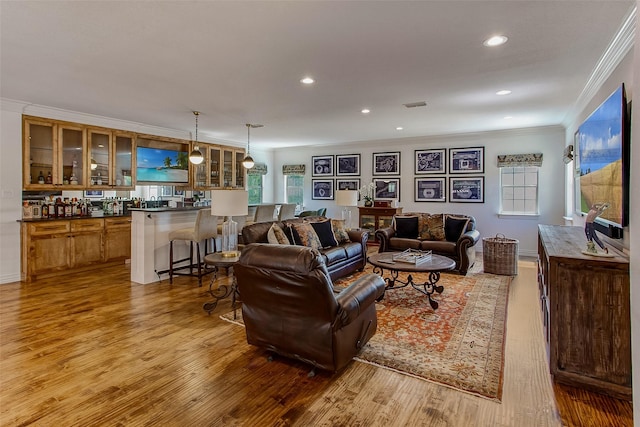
[41, 202, 49, 218]
[55, 198, 64, 218]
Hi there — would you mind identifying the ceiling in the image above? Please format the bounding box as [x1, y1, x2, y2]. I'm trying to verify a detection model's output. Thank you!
[0, 1, 635, 149]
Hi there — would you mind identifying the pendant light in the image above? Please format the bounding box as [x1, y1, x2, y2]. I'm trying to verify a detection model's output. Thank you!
[189, 111, 204, 165]
[242, 123, 256, 169]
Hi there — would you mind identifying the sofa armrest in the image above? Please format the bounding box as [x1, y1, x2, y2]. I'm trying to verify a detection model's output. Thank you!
[458, 229, 480, 248]
[347, 229, 368, 245]
[335, 274, 386, 327]
[374, 227, 395, 252]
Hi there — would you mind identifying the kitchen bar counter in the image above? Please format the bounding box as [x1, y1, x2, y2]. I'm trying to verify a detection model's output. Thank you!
[18, 213, 130, 222]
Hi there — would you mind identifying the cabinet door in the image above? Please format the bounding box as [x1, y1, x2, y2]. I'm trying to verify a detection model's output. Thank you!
[88, 129, 112, 187]
[24, 118, 56, 189]
[29, 234, 70, 275]
[235, 150, 246, 188]
[104, 219, 131, 261]
[113, 133, 134, 188]
[209, 146, 222, 188]
[70, 232, 104, 267]
[223, 148, 234, 188]
[59, 125, 86, 188]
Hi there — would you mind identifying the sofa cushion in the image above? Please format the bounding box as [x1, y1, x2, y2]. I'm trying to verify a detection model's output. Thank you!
[419, 240, 456, 254]
[418, 213, 445, 241]
[267, 223, 291, 245]
[343, 241, 363, 258]
[321, 246, 348, 265]
[445, 215, 470, 242]
[395, 216, 419, 238]
[290, 222, 322, 250]
[331, 219, 351, 243]
[310, 220, 339, 248]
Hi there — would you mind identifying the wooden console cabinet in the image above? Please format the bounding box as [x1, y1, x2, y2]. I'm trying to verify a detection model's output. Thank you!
[537, 224, 631, 399]
[21, 217, 131, 281]
[358, 206, 402, 242]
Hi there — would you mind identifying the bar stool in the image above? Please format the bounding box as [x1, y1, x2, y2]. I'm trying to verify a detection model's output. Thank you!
[253, 204, 277, 223]
[169, 209, 218, 286]
[278, 203, 297, 221]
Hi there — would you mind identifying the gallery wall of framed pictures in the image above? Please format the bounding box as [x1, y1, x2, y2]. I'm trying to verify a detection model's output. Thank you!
[311, 146, 484, 203]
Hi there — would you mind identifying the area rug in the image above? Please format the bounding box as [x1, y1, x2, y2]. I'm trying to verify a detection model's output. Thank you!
[220, 263, 511, 401]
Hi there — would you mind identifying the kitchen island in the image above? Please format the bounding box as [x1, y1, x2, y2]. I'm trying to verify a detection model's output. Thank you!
[130, 206, 217, 284]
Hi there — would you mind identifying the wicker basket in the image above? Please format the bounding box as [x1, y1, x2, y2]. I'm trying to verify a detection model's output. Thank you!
[483, 234, 519, 275]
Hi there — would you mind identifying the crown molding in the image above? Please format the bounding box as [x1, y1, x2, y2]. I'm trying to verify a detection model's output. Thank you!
[563, 5, 636, 128]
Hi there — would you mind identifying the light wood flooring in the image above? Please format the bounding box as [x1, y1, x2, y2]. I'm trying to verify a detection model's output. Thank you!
[0, 260, 632, 426]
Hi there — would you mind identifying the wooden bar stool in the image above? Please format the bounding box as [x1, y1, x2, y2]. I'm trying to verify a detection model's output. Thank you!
[169, 209, 218, 286]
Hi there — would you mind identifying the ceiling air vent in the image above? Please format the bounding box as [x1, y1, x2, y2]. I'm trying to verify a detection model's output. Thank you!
[403, 101, 427, 108]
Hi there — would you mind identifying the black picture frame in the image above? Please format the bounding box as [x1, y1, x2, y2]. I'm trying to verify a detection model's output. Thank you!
[373, 151, 400, 175]
[311, 155, 334, 177]
[84, 190, 103, 198]
[449, 177, 484, 203]
[312, 179, 334, 200]
[449, 147, 484, 174]
[336, 154, 361, 176]
[415, 177, 446, 202]
[415, 148, 446, 174]
[336, 178, 361, 200]
[374, 178, 400, 201]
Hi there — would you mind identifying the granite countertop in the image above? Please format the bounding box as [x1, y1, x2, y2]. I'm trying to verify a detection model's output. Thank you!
[128, 206, 211, 213]
[18, 213, 131, 222]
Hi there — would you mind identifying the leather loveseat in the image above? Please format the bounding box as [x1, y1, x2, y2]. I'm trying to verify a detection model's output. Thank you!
[234, 244, 386, 372]
[241, 216, 368, 281]
[375, 213, 480, 275]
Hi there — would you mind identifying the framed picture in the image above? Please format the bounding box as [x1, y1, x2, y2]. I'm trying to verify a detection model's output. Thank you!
[312, 155, 334, 177]
[336, 154, 360, 176]
[312, 179, 334, 200]
[415, 148, 446, 174]
[449, 147, 484, 173]
[336, 178, 361, 200]
[160, 185, 173, 197]
[449, 177, 484, 203]
[174, 188, 185, 196]
[84, 190, 103, 198]
[373, 151, 400, 175]
[415, 177, 446, 202]
[374, 178, 400, 201]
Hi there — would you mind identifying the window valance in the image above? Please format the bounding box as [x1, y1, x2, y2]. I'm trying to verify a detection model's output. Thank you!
[282, 164, 306, 175]
[497, 153, 543, 168]
[247, 163, 268, 175]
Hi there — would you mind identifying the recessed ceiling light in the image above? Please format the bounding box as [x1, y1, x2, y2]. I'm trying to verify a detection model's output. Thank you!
[496, 90, 512, 96]
[396, 127, 404, 131]
[361, 109, 370, 114]
[483, 35, 508, 47]
[300, 77, 315, 84]
[504, 116, 513, 120]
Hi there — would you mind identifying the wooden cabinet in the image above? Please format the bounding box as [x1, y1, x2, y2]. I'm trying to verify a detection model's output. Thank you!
[358, 206, 403, 241]
[23, 117, 87, 189]
[21, 217, 131, 281]
[104, 217, 132, 261]
[537, 225, 631, 399]
[88, 128, 135, 189]
[192, 144, 245, 189]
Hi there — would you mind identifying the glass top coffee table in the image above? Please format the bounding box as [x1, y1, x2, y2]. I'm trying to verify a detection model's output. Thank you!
[367, 252, 456, 310]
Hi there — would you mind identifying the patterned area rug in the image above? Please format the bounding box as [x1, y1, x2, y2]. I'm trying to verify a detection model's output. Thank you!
[220, 262, 511, 401]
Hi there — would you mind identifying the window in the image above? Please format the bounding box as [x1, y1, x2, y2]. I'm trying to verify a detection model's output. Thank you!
[285, 175, 304, 206]
[247, 174, 263, 205]
[500, 166, 539, 215]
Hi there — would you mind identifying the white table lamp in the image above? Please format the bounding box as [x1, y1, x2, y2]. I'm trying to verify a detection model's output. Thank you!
[211, 190, 248, 257]
[335, 190, 358, 230]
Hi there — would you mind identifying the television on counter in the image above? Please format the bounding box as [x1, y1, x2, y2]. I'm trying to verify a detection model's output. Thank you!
[575, 83, 630, 238]
[136, 146, 189, 184]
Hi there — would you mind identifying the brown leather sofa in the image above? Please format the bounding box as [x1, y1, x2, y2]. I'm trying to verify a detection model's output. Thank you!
[241, 216, 368, 281]
[234, 244, 386, 372]
[375, 213, 480, 275]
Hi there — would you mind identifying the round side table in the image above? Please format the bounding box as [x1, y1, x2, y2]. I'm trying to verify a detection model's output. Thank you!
[202, 253, 240, 317]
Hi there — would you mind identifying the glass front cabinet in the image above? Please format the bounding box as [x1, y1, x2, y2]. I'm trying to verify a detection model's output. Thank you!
[24, 117, 87, 190]
[358, 206, 403, 242]
[87, 128, 135, 189]
[193, 144, 245, 190]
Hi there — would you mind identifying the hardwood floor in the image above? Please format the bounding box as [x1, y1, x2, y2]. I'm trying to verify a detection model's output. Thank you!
[0, 259, 632, 426]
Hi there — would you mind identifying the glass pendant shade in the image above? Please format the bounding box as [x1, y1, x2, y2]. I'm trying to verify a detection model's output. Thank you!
[189, 111, 204, 165]
[242, 155, 254, 169]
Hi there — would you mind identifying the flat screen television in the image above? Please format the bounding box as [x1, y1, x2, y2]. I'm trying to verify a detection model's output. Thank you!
[136, 146, 189, 184]
[575, 83, 630, 237]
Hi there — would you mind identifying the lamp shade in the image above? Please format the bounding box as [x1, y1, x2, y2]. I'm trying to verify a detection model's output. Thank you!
[211, 190, 249, 217]
[335, 190, 358, 207]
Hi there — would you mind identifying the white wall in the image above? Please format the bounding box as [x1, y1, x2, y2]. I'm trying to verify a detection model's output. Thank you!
[273, 125, 566, 257]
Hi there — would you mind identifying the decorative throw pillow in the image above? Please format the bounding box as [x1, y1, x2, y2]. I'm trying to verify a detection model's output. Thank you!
[394, 216, 419, 239]
[444, 215, 470, 242]
[289, 222, 322, 250]
[331, 219, 351, 244]
[267, 223, 290, 245]
[418, 213, 446, 241]
[310, 220, 338, 248]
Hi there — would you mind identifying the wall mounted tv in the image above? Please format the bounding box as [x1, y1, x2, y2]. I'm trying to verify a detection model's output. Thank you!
[136, 144, 189, 184]
[575, 83, 630, 238]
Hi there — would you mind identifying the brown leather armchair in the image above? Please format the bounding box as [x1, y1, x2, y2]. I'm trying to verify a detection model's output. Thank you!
[234, 243, 386, 373]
